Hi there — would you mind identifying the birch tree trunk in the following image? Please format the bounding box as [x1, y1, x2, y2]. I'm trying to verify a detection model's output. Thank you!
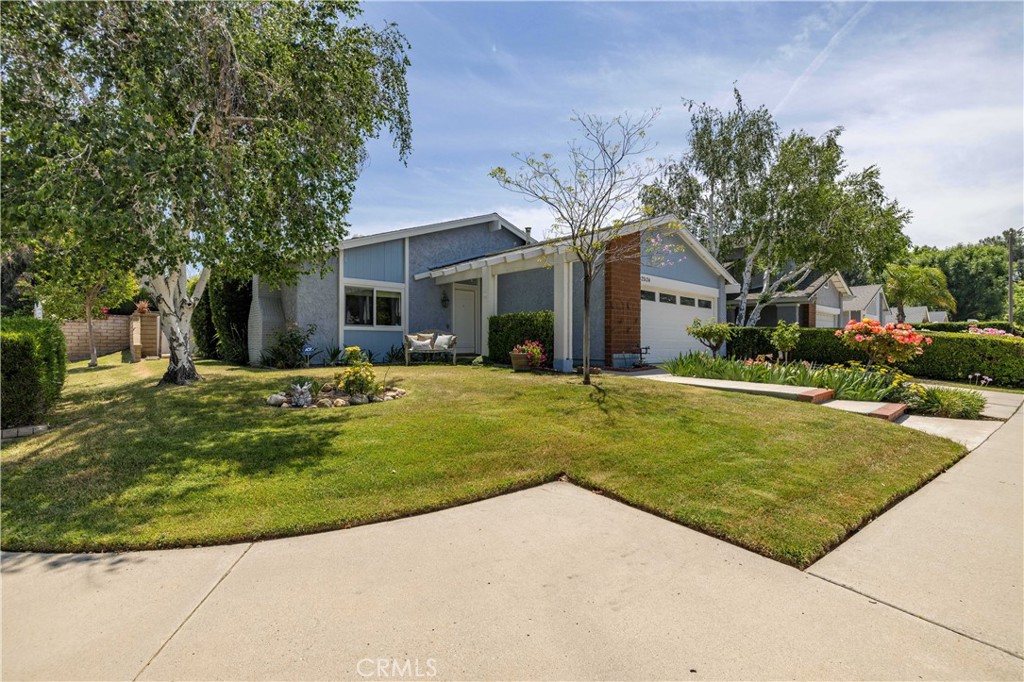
[147, 264, 212, 385]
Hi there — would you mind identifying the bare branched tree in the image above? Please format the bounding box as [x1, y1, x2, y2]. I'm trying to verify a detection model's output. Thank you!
[491, 110, 661, 385]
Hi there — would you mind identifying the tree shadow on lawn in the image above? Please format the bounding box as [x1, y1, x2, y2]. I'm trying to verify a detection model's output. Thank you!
[0, 372, 383, 552]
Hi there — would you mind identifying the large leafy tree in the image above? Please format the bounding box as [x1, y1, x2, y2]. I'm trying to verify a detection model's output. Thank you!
[643, 90, 910, 326]
[883, 264, 956, 324]
[2, 1, 411, 384]
[491, 111, 661, 385]
[912, 244, 1008, 320]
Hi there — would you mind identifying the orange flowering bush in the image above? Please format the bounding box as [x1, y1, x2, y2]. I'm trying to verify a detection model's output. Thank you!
[834, 318, 932, 365]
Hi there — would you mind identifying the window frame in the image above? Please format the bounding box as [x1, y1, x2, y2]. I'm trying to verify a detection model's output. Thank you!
[658, 293, 678, 304]
[343, 283, 405, 330]
[697, 299, 713, 309]
[640, 290, 656, 302]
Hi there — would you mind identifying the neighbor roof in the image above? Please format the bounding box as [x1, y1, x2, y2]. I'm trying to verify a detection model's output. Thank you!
[847, 284, 884, 312]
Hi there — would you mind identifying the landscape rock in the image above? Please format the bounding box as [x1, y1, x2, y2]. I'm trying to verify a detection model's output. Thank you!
[267, 393, 287, 407]
[332, 398, 349, 407]
[316, 399, 333, 408]
[350, 394, 368, 405]
[369, 395, 383, 403]
[320, 383, 335, 394]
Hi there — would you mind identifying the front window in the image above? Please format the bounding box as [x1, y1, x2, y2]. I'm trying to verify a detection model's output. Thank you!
[376, 290, 402, 326]
[345, 286, 402, 327]
[698, 299, 712, 309]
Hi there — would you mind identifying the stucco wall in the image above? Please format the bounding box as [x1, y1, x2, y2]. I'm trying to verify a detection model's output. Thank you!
[295, 256, 339, 353]
[407, 222, 526, 336]
[572, 263, 604, 364]
[497, 268, 553, 313]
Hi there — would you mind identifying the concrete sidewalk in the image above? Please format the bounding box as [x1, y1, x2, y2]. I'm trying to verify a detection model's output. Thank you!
[4, 481, 1021, 681]
[809, 407, 1024, 659]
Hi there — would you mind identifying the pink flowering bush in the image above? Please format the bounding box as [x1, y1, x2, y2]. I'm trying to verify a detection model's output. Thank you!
[834, 318, 932, 365]
[511, 339, 547, 368]
[968, 325, 1011, 336]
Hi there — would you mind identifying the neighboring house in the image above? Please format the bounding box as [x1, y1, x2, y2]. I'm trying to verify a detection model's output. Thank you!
[889, 306, 949, 324]
[248, 213, 738, 369]
[842, 284, 890, 324]
[727, 271, 853, 328]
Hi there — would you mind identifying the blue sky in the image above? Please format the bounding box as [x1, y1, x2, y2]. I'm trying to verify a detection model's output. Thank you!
[347, 1, 1023, 248]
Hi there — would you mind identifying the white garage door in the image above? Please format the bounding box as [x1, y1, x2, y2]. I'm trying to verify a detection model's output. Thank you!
[815, 311, 838, 328]
[641, 288, 717, 363]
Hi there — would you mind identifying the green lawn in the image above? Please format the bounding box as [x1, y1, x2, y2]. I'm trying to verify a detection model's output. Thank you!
[0, 355, 966, 567]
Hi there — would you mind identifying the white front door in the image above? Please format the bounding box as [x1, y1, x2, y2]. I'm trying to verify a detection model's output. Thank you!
[452, 285, 479, 354]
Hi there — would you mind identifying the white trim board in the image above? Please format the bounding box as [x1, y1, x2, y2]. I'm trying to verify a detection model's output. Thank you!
[344, 213, 531, 249]
[640, 274, 720, 298]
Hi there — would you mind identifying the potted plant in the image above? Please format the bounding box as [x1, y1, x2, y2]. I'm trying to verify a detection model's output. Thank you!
[510, 339, 545, 372]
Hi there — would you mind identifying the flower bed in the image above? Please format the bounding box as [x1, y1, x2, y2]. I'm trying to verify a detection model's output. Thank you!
[663, 353, 986, 419]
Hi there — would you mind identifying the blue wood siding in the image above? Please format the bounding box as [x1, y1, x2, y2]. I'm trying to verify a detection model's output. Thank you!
[344, 241, 405, 283]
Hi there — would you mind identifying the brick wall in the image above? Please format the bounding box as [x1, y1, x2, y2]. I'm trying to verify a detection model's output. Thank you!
[603, 233, 641, 365]
[61, 315, 131, 361]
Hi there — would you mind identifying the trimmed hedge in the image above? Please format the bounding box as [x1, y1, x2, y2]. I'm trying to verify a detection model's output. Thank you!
[901, 332, 1024, 387]
[487, 310, 554, 366]
[1, 316, 68, 428]
[728, 325, 1024, 387]
[916, 320, 1022, 336]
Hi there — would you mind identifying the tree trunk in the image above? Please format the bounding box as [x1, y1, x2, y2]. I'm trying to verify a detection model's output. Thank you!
[161, 328, 202, 385]
[897, 302, 906, 324]
[147, 264, 211, 386]
[581, 266, 592, 386]
[735, 243, 761, 327]
[85, 288, 98, 367]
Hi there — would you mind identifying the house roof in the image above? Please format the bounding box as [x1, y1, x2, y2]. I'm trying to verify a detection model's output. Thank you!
[342, 213, 532, 249]
[847, 284, 884, 312]
[928, 310, 949, 322]
[897, 306, 930, 324]
[731, 271, 853, 304]
[414, 215, 738, 284]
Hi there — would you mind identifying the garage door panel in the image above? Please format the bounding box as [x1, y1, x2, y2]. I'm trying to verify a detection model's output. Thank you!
[641, 297, 712, 363]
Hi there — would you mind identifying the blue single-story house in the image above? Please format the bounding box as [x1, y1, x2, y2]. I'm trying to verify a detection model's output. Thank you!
[247, 213, 738, 370]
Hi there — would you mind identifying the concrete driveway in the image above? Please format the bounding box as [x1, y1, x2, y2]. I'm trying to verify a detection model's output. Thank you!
[4, 472, 1022, 680]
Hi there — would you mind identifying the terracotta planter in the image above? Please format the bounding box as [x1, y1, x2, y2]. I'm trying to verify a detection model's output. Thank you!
[510, 352, 531, 372]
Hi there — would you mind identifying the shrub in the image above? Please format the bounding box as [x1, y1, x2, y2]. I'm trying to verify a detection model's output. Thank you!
[915, 386, 986, 419]
[917, 320, 1021, 336]
[335, 360, 378, 396]
[488, 311, 554, 366]
[208, 273, 251, 365]
[1, 316, 67, 428]
[686, 319, 735, 355]
[730, 326, 1024, 387]
[260, 324, 316, 369]
[835, 319, 932, 365]
[769, 321, 800, 361]
[189, 279, 218, 359]
[899, 332, 1024, 388]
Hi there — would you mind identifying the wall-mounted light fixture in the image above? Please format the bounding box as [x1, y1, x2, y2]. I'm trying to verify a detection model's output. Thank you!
[441, 290, 450, 309]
